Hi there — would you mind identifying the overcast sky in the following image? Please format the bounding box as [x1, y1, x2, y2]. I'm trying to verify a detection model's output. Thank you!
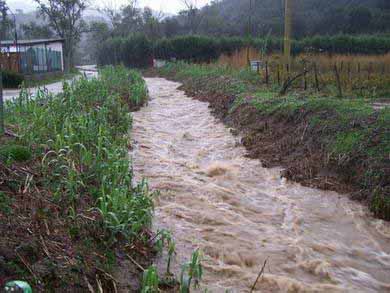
[7, 0, 211, 14]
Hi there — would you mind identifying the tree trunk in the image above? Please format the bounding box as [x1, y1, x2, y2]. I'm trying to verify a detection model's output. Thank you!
[0, 69, 4, 136]
[65, 38, 73, 73]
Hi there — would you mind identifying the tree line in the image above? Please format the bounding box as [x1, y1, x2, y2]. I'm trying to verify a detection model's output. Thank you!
[97, 34, 390, 68]
[1, 0, 390, 69]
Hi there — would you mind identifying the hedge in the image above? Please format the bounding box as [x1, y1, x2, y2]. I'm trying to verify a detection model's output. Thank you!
[1, 70, 24, 88]
[97, 34, 153, 68]
[97, 34, 390, 67]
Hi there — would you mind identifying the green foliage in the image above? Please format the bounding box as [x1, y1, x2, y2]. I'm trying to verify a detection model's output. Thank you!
[180, 249, 203, 293]
[1, 70, 24, 88]
[295, 34, 390, 55]
[99, 65, 148, 109]
[332, 131, 365, 157]
[97, 34, 153, 68]
[155, 35, 219, 62]
[98, 34, 390, 67]
[0, 144, 32, 162]
[0, 191, 13, 215]
[370, 191, 390, 220]
[4, 66, 153, 238]
[141, 266, 160, 293]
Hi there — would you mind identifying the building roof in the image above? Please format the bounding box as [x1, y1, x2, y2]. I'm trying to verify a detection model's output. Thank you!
[0, 38, 65, 47]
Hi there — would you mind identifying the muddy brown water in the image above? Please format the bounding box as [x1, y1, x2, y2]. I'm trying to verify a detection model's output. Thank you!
[131, 78, 390, 292]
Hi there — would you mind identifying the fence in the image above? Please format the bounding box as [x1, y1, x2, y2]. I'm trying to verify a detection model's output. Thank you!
[19, 47, 62, 74]
[218, 47, 390, 97]
[0, 52, 20, 72]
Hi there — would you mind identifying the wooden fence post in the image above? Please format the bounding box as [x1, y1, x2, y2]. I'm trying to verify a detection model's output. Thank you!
[277, 64, 281, 85]
[265, 61, 269, 85]
[314, 62, 320, 92]
[368, 62, 372, 80]
[334, 63, 343, 98]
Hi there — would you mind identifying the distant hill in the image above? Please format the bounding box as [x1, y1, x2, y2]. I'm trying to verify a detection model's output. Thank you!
[195, 0, 390, 37]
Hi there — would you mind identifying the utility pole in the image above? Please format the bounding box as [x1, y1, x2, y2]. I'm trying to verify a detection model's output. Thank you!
[246, 0, 253, 65]
[0, 64, 3, 136]
[0, 14, 3, 136]
[284, 0, 292, 70]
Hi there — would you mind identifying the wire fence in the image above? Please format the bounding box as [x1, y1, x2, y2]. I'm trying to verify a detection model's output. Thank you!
[218, 48, 390, 98]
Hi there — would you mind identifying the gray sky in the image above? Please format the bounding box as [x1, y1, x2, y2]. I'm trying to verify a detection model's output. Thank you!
[7, 0, 211, 14]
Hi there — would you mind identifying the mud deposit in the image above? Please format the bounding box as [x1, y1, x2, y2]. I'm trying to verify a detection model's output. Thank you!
[131, 78, 390, 292]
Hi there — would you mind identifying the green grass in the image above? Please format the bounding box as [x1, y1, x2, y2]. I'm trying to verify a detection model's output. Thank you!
[23, 69, 80, 88]
[0, 144, 32, 162]
[0, 191, 13, 215]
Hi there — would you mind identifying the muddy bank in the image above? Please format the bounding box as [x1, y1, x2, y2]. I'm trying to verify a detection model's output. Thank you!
[186, 91, 352, 191]
[153, 67, 389, 221]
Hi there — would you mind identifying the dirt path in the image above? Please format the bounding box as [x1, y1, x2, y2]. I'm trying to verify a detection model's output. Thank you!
[131, 77, 390, 292]
[3, 65, 97, 101]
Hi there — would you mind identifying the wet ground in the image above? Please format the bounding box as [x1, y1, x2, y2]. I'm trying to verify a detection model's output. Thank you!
[131, 77, 390, 292]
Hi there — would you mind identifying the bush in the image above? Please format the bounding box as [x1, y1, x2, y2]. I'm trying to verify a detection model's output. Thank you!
[97, 34, 153, 68]
[1, 70, 24, 88]
[155, 35, 219, 62]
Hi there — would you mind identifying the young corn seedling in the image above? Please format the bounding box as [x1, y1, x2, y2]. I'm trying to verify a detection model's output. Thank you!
[180, 249, 203, 293]
[154, 229, 176, 275]
[141, 266, 160, 293]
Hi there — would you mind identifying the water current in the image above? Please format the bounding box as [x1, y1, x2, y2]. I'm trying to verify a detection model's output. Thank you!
[131, 77, 390, 292]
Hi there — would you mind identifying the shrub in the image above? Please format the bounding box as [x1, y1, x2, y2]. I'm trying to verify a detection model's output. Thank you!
[155, 35, 219, 62]
[1, 70, 24, 88]
[97, 34, 153, 68]
[0, 191, 13, 215]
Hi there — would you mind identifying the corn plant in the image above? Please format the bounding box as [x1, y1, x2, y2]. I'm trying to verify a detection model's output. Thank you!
[154, 230, 176, 274]
[141, 266, 160, 293]
[180, 249, 203, 293]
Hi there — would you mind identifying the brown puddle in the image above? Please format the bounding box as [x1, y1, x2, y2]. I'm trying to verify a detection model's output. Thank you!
[131, 78, 390, 292]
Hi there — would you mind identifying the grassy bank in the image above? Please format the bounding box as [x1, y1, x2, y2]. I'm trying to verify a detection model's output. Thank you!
[157, 62, 390, 221]
[0, 66, 153, 291]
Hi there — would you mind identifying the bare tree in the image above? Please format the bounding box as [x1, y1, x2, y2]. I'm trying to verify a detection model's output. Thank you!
[180, 0, 202, 34]
[97, 0, 122, 29]
[34, 0, 87, 72]
[0, 0, 12, 40]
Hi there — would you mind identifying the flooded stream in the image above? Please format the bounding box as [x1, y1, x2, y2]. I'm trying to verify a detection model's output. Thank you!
[131, 78, 390, 292]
